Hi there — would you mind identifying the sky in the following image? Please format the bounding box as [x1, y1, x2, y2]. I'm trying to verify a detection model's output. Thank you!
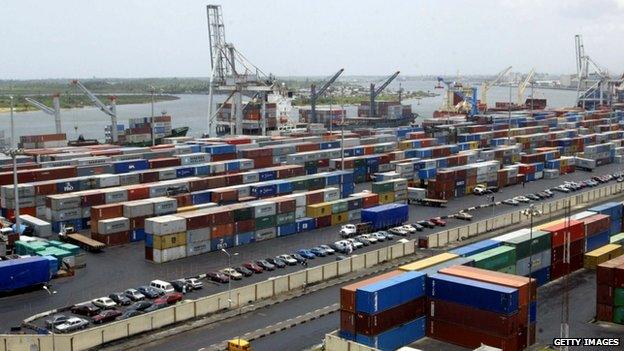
[1, 0, 623, 79]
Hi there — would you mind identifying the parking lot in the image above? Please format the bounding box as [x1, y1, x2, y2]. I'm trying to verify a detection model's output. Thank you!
[3, 162, 624, 333]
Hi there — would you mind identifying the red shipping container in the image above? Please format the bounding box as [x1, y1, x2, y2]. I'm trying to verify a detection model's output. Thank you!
[551, 238, 584, 263]
[91, 204, 123, 222]
[211, 189, 238, 204]
[596, 284, 614, 305]
[188, 179, 209, 192]
[211, 153, 237, 162]
[541, 220, 584, 247]
[235, 219, 255, 234]
[427, 298, 519, 337]
[33, 166, 77, 182]
[306, 191, 324, 205]
[296, 143, 319, 152]
[81, 191, 106, 207]
[361, 193, 379, 208]
[596, 303, 613, 322]
[149, 157, 181, 169]
[582, 214, 611, 237]
[614, 266, 624, 289]
[127, 185, 150, 201]
[570, 252, 584, 272]
[178, 212, 209, 230]
[251, 156, 274, 169]
[93, 231, 130, 246]
[274, 198, 296, 213]
[35, 182, 57, 196]
[340, 271, 403, 313]
[356, 297, 426, 336]
[427, 319, 520, 351]
[139, 171, 160, 183]
[174, 194, 193, 207]
[315, 215, 331, 228]
[210, 208, 234, 225]
[130, 217, 146, 230]
[206, 176, 228, 189]
[226, 174, 243, 186]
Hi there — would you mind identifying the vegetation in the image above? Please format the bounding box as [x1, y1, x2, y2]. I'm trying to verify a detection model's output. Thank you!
[292, 91, 436, 106]
[0, 94, 178, 111]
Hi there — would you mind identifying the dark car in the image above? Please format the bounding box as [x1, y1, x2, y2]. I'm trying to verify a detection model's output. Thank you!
[137, 285, 161, 299]
[329, 243, 349, 254]
[170, 279, 191, 293]
[207, 271, 230, 283]
[128, 300, 152, 311]
[242, 261, 264, 273]
[70, 304, 101, 317]
[108, 292, 131, 306]
[118, 309, 143, 320]
[310, 247, 328, 257]
[411, 223, 424, 231]
[355, 236, 371, 246]
[292, 253, 307, 263]
[92, 309, 122, 324]
[416, 220, 435, 229]
[295, 249, 316, 259]
[266, 257, 286, 268]
[235, 266, 254, 277]
[154, 292, 184, 305]
[256, 259, 276, 271]
[144, 302, 168, 313]
[429, 218, 446, 227]
[45, 314, 69, 329]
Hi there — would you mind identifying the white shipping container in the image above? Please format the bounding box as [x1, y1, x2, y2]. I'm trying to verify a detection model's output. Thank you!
[323, 189, 340, 202]
[19, 214, 52, 237]
[1, 184, 35, 199]
[186, 241, 210, 256]
[240, 159, 254, 170]
[1, 196, 36, 209]
[295, 206, 306, 219]
[145, 215, 187, 235]
[123, 200, 154, 218]
[81, 206, 90, 219]
[178, 153, 210, 166]
[48, 195, 81, 211]
[158, 168, 177, 181]
[242, 172, 260, 183]
[186, 228, 211, 243]
[255, 228, 276, 241]
[348, 209, 361, 221]
[393, 179, 408, 191]
[153, 246, 187, 263]
[94, 174, 121, 188]
[151, 197, 178, 215]
[253, 201, 276, 218]
[98, 217, 130, 234]
[103, 188, 128, 204]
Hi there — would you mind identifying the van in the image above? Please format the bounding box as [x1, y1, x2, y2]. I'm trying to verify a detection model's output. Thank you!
[150, 279, 174, 294]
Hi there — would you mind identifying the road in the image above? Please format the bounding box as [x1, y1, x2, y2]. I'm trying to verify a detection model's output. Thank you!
[1, 162, 622, 332]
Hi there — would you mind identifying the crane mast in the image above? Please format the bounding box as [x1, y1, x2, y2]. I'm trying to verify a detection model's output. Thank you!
[480, 66, 512, 109]
[310, 68, 344, 123]
[369, 71, 400, 116]
[517, 69, 535, 105]
[71, 80, 119, 143]
[24, 94, 62, 134]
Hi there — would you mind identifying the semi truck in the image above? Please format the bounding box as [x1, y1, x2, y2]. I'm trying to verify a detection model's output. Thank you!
[59, 225, 105, 252]
[361, 203, 409, 230]
[0, 256, 52, 293]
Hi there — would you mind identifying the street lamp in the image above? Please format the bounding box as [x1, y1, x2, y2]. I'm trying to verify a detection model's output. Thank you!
[2, 147, 25, 232]
[521, 203, 542, 347]
[220, 246, 239, 309]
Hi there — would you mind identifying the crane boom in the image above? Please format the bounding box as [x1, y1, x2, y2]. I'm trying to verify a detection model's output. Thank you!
[24, 95, 62, 134]
[480, 66, 512, 108]
[370, 71, 400, 116]
[310, 68, 345, 123]
[517, 69, 535, 105]
[24, 98, 54, 115]
[71, 80, 119, 142]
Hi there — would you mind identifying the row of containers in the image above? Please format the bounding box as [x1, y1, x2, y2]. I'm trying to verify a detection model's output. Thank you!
[595, 252, 624, 324]
[336, 200, 624, 351]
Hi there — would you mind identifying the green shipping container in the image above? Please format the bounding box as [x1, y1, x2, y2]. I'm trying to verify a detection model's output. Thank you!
[47, 240, 64, 247]
[58, 243, 80, 255]
[232, 207, 253, 221]
[499, 265, 516, 274]
[615, 288, 624, 307]
[372, 181, 394, 194]
[469, 246, 517, 271]
[614, 307, 624, 324]
[502, 230, 551, 260]
[292, 179, 308, 191]
[611, 233, 624, 244]
[276, 212, 296, 226]
[331, 200, 349, 214]
[308, 177, 324, 189]
[255, 215, 276, 230]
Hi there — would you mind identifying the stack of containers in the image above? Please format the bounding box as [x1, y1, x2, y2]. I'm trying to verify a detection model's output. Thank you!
[575, 212, 611, 252]
[492, 228, 552, 285]
[584, 244, 623, 269]
[538, 219, 586, 280]
[427, 161, 500, 199]
[94, 217, 130, 246]
[371, 178, 408, 204]
[339, 270, 427, 351]
[596, 256, 624, 324]
[588, 202, 624, 236]
[467, 246, 517, 274]
[329, 154, 391, 183]
[144, 215, 187, 263]
[426, 270, 527, 351]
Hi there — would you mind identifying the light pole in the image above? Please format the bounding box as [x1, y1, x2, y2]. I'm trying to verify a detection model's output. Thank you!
[149, 86, 156, 147]
[10, 95, 16, 148]
[340, 104, 345, 171]
[521, 203, 542, 347]
[3, 147, 24, 232]
[220, 247, 238, 309]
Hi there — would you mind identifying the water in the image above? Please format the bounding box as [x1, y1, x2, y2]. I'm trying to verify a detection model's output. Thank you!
[0, 80, 579, 141]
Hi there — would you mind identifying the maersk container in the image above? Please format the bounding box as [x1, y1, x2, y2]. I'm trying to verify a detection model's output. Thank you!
[112, 159, 149, 174]
[586, 230, 610, 252]
[426, 273, 519, 315]
[355, 271, 426, 314]
[355, 316, 426, 351]
[450, 240, 501, 257]
[361, 203, 408, 230]
[0, 256, 52, 292]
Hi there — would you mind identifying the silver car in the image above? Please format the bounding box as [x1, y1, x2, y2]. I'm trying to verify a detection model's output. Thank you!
[55, 317, 89, 333]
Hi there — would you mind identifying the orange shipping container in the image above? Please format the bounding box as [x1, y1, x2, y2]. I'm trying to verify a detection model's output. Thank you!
[91, 204, 123, 222]
[211, 223, 235, 238]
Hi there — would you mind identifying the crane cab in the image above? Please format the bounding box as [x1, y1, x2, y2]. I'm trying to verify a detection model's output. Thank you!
[227, 339, 250, 351]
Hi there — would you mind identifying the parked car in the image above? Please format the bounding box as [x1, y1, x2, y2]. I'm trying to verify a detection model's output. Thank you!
[118, 309, 143, 320]
[45, 314, 69, 329]
[277, 254, 299, 265]
[207, 271, 230, 283]
[330, 241, 350, 254]
[266, 257, 286, 268]
[618, 177, 624, 183]
[307, 247, 326, 257]
[295, 249, 317, 259]
[70, 304, 100, 317]
[291, 253, 309, 263]
[543, 189, 554, 197]
[92, 297, 117, 309]
[108, 292, 131, 306]
[401, 224, 418, 234]
[455, 212, 473, 221]
[235, 266, 254, 277]
[416, 220, 435, 229]
[388, 227, 409, 236]
[256, 259, 276, 270]
[346, 238, 363, 249]
[186, 278, 204, 290]
[552, 185, 571, 193]
[242, 261, 264, 273]
[370, 232, 386, 242]
[137, 286, 162, 299]
[149, 279, 175, 294]
[154, 292, 183, 305]
[55, 317, 89, 333]
[128, 300, 152, 311]
[411, 223, 424, 231]
[514, 196, 530, 203]
[355, 236, 371, 246]
[143, 302, 168, 313]
[429, 218, 446, 226]
[92, 310, 122, 324]
[124, 288, 145, 301]
[377, 230, 394, 240]
[318, 245, 336, 255]
[526, 194, 541, 201]
[534, 192, 548, 199]
[170, 279, 191, 293]
[502, 198, 520, 206]
[220, 268, 244, 280]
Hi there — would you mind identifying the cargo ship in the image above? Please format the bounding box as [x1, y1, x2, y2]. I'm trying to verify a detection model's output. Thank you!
[104, 115, 189, 146]
[298, 100, 417, 130]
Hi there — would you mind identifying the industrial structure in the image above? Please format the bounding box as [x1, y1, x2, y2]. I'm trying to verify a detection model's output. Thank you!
[71, 80, 119, 143]
[24, 94, 62, 135]
[369, 71, 400, 116]
[309, 68, 345, 123]
[479, 66, 512, 110]
[435, 77, 478, 117]
[575, 34, 613, 110]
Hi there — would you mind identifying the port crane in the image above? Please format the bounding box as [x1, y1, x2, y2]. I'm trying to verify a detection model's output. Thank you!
[479, 66, 512, 109]
[574, 34, 612, 109]
[24, 94, 62, 134]
[369, 71, 400, 116]
[71, 80, 119, 143]
[206, 4, 274, 136]
[437, 77, 478, 117]
[310, 68, 345, 123]
[517, 69, 535, 105]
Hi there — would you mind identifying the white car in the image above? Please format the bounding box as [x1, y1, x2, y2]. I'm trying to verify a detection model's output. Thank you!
[401, 224, 418, 234]
[185, 278, 203, 289]
[124, 288, 145, 301]
[389, 227, 409, 236]
[359, 234, 378, 244]
[318, 245, 336, 255]
[370, 232, 387, 242]
[514, 196, 530, 203]
[346, 238, 364, 249]
[220, 268, 243, 280]
[278, 254, 299, 264]
[55, 317, 89, 333]
[92, 297, 117, 309]
[340, 224, 357, 237]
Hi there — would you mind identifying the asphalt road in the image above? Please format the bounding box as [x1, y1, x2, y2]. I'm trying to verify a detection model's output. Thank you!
[2, 162, 623, 332]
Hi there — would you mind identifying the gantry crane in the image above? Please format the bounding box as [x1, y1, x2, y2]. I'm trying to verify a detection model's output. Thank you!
[310, 68, 344, 123]
[369, 71, 400, 116]
[24, 94, 62, 134]
[480, 66, 512, 109]
[437, 77, 478, 117]
[71, 80, 119, 143]
[575, 34, 612, 109]
[517, 69, 535, 105]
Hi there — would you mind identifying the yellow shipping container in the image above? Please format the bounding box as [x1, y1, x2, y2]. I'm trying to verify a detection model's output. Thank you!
[399, 253, 459, 271]
[177, 205, 199, 213]
[331, 212, 349, 226]
[536, 219, 565, 231]
[378, 192, 396, 204]
[584, 244, 623, 269]
[306, 203, 332, 218]
[153, 232, 187, 250]
[398, 141, 412, 150]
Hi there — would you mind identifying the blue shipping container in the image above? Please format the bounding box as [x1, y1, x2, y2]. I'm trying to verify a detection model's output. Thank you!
[356, 271, 426, 314]
[235, 232, 255, 246]
[0, 256, 52, 292]
[176, 167, 195, 178]
[450, 239, 502, 257]
[132, 229, 146, 242]
[259, 170, 277, 181]
[361, 203, 409, 230]
[355, 316, 426, 351]
[589, 202, 623, 221]
[210, 236, 235, 251]
[426, 273, 519, 315]
[296, 218, 316, 232]
[112, 159, 149, 174]
[586, 230, 610, 252]
[191, 191, 212, 205]
[145, 233, 153, 248]
[277, 223, 298, 237]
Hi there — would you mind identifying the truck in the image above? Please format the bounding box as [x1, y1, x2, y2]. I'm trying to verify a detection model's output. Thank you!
[0, 256, 52, 293]
[59, 225, 105, 252]
[473, 184, 499, 195]
[339, 223, 373, 238]
[407, 187, 447, 207]
[413, 198, 448, 207]
[361, 203, 409, 230]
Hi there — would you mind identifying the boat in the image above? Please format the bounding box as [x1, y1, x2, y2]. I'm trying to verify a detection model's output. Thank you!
[121, 126, 190, 147]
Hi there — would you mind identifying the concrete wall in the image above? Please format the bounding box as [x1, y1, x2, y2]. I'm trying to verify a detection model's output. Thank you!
[325, 331, 379, 351]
